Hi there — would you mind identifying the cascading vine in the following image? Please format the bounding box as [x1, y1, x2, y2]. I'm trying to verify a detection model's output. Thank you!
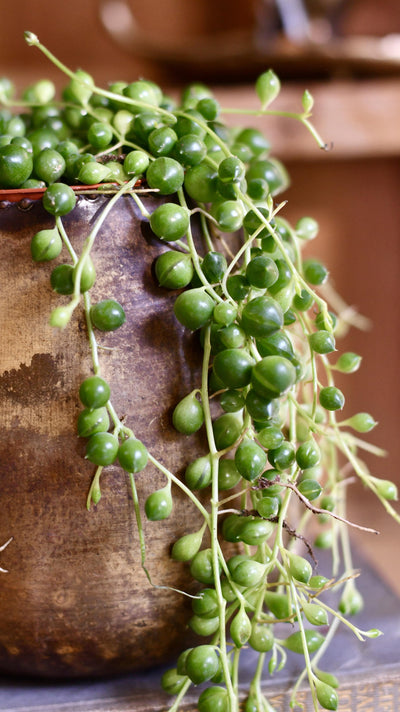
[0, 30, 398, 712]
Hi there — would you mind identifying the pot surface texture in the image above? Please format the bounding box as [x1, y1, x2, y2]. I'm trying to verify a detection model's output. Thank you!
[0, 193, 205, 677]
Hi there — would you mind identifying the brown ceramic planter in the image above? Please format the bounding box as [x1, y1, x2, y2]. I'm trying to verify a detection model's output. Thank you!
[0, 192, 205, 678]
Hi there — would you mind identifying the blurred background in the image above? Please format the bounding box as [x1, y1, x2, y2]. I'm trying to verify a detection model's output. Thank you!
[1, 0, 400, 589]
[2, 0, 400, 84]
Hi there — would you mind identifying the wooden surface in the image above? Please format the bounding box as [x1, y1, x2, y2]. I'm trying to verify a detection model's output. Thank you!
[2, 669, 400, 712]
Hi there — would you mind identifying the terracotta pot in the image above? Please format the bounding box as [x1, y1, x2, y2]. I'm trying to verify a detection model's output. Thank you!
[0, 192, 205, 678]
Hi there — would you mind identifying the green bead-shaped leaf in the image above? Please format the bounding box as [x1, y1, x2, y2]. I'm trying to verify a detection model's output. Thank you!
[372, 477, 398, 501]
[302, 89, 314, 113]
[345, 412, 377, 433]
[283, 629, 325, 654]
[315, 668, 339, 689]
[338, 586, 363, 616]
[188, 614, 220, 637]
[249, 622, 274, 653]
[31, 227, 62, 262]
[315, 679, 339, 710]
[161, 667, 187, 695]
[255, 70, 281, 109]
[286, 550, 313, 584]
[185, 645, 219, 685]
[185, 455, 212, 490]
[302, 601, 329, 627]
[192, 588, 219, 619]
[230, 606, 252, 648]
[264, 591, 294, 620]
[334, 352, 362, 373]
[144, 486, 173, 521]
[171, 528, 204, 561]
[198, 686, 229, 712]
[172, 391, 204, 434]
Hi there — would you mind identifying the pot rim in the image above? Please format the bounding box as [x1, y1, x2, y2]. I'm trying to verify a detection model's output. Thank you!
[0, 180, 143, 203]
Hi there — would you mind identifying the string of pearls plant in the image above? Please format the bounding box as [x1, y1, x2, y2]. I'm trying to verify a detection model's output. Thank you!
[0, 31, 398, 712]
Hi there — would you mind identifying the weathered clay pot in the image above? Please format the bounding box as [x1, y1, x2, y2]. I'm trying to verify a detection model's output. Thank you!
[0, 192, 205, 678]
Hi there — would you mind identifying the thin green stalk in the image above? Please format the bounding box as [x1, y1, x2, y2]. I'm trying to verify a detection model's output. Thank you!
[129, 190, 151, 218]
[70, 177, 139, 318]
[55, 217, 78, 264]
[231, 647, 241, 701]
[327, 443, 342, 577]
[128, 474, 199, 599]
[340, 434, 386, 458]
[248, 650, 268, 711]
[239, 190, 332, 322]
[83, 291, 100, 374]
[333, 424, 400, 524]
[86, 466, 103, 510]
[290, 616, 340, 702]
[297, 311, 320, 419]
[220, 223, 265, 299]
[200, 326, 238, 712]
[24, 32, 176, 122]
[177, 189, 225, 304]
[167, 678, 193, 712]
[270, 401, 298, 562]
[289, 580, 320, 712]
[198, 208, 216, 252]
[82, 280, 212, 526]
[271, 487, 293, 559]
[147, 452, 211, 525]
[221, 106, 327, 149]
[314, 596, 370, 641]
[128, 473, 152, 584]
[95, 141, 124, 159]
[174, 110, 231, 158]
